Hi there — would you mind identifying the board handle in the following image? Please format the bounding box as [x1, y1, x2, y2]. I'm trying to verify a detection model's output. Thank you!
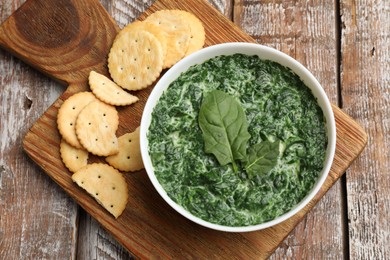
[0, 0, 119, 86]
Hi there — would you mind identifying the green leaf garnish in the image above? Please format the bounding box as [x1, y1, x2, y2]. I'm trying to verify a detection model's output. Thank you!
[245, 140, 280, 178]
[198, 90, 251, 172]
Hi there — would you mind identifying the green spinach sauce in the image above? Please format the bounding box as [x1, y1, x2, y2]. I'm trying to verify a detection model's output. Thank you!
[148, 54, 327, 226]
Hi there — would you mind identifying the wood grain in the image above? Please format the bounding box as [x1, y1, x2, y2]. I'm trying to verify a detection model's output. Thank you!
[341, 0, 390, 259]
[234, 1, 344, 258]
[0, 1, 77, 258]
[0, 0, 370, 258]
[0, 0, 119, 86]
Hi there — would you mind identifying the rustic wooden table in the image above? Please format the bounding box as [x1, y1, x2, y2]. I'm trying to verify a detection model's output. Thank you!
[0, 0, 388, 259]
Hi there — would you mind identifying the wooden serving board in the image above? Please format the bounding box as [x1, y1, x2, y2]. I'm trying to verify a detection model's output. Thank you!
[0, 0, 367, 258]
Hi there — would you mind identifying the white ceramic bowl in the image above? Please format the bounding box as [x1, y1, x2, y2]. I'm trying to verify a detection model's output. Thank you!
[140, 42, 336, 232]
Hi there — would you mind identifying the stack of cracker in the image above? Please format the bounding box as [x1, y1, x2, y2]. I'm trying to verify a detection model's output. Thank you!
[56, 10, 205, 219]
[58, 72, 140, 218]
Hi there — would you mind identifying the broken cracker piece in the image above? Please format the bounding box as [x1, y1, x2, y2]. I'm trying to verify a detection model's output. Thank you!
[89, 71, 139, 106]
[60, 139, 88, 173]
[106, 127, 144, 172]
[72, 163, 128, 218]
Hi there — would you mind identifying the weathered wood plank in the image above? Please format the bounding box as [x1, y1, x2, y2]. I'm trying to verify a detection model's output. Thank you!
[234, 0, 344, 259]
[77, 211, 134, 259]
[209, 0, 233, 18]
[341, 0, 390, 259]
[0, 1, 78, 258]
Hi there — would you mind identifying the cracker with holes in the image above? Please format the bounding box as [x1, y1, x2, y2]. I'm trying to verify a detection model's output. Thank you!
[76, 100, 119, 156]
[108, 30, 163, 91]
[172, 10, 205, 56]
[106, 127, 144, 172]
[60, 139, 89, 173]
[89, 71, 139, 106]
[117, 20, 168, 61]
[57, 92, 97, 149]
[72, 163, 128, 218]
[145, 9, 191, 68]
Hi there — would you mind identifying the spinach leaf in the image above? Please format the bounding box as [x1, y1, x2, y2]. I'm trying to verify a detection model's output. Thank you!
[245, 140, 280, 178]
[198, 90, 250, 172]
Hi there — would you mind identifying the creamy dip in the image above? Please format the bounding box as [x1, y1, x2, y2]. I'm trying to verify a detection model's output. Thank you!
[147, 54, 327, 226]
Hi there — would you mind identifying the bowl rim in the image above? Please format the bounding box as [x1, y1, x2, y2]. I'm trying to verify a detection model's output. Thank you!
[140, 42, 336, 232]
